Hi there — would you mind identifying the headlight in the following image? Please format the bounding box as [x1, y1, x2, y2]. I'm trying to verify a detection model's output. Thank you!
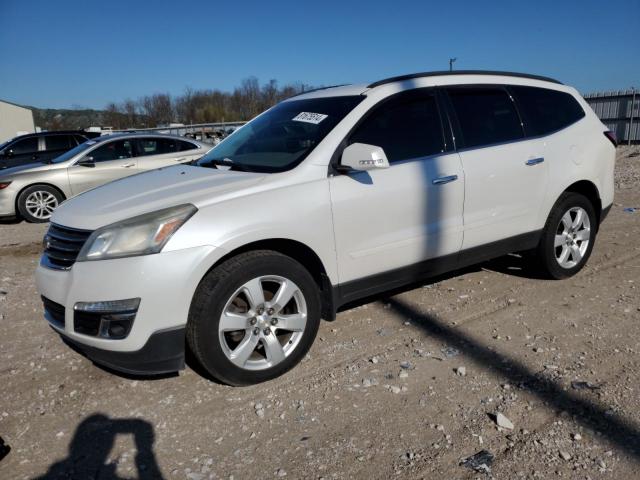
[77, 204, 197, 262]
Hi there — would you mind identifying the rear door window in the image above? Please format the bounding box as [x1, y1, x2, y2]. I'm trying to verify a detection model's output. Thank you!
[509, 86, 585, 136]
[90, 140, 134, 162]
[137, 138, 179, 156]
[10, 137, 39, 155]
[446, 87, 524, 148]
[45, 135, 73, 151]
[349, 89, 445, 163]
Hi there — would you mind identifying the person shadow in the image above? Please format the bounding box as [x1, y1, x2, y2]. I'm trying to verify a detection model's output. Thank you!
[35, 414, 164, 480]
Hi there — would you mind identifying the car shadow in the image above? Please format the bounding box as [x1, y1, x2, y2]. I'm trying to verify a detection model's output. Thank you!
[34, 413, 165, 479]
[383, 297, 640, 459]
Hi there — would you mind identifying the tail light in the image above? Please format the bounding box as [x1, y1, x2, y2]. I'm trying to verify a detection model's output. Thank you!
[0, 182, 12, 190]
[604, 130, 617, 147]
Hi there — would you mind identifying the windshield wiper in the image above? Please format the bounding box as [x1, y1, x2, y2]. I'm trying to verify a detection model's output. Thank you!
[204, 158, 251, 172]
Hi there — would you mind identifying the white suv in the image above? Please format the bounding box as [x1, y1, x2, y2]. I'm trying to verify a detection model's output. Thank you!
[35, 71, 616, 385]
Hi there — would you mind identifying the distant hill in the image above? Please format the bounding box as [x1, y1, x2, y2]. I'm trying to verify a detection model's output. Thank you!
[29, 107, 112, 131]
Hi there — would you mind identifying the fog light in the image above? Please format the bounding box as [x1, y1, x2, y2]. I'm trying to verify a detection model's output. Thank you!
[74, 298, 140, 339]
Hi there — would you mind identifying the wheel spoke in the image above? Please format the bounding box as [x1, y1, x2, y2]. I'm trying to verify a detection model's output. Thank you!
[229, 333, 259, 367]
[220, 310, 250, 331]
[242, 278, 265, 309]
[561, 212, 572, 232]
[558, 245, 570, 265]
[554, 234, 566, 248]
[575, 229, 590, 242]
[262, 334, 285, 365]
[270, 280, 298, 313]
[570, 244, 582, 263]
[276, 313, 306, 332]
[572, 209, 584, 229]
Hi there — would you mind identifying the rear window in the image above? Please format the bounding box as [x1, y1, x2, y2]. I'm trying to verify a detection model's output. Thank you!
[178, 140, 198, 151]
[510, 86, 585, 136]
[446, 87, 524, 149]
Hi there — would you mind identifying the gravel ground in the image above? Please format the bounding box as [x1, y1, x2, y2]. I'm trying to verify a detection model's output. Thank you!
[1, 147, 639, 479]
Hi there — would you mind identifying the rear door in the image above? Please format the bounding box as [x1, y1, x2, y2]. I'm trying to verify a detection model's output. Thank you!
[329, 88, 465, 288]
[444, 86, 548, 250]
[67, 138, 138, 194]
[135, 137, 201, 170]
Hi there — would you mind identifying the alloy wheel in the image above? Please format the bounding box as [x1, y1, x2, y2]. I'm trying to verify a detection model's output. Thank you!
[218, 275, 307, 371]
[25, 190, 59, 220]
[554, 206, 591, 269]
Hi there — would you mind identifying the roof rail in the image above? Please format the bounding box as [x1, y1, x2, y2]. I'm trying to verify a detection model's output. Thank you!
[367, 70, 563, 88]
[286, 84, 351, 99]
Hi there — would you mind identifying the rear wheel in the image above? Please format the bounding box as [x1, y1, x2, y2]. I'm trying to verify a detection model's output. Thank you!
[536, 192, 597, 279]
[187, 250, 321, 386]
[17, 185, 64, 223]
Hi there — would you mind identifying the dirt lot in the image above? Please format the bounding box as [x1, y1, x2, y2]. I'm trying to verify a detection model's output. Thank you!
[1, 147, 639, 480]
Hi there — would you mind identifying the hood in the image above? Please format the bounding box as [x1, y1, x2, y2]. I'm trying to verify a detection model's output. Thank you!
[0, 162, 53, 179]
[52, 165, 266, 230]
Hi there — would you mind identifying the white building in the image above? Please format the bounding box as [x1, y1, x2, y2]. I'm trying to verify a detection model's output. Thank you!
[0, 99, 35, 143]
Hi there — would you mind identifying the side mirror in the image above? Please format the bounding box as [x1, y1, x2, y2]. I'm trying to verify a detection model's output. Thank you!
[338, 143, 390, 173]
[77, 156, 95, 168]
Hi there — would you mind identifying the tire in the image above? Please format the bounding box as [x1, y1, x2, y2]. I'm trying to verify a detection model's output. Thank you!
[535, 192, 597, 279]
[187, 250, 321, 386]
[17, 185, 64, 223]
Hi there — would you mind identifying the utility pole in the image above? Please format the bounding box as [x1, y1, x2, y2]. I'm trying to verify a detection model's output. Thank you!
[449, 58, 457, 71]
[630, 87, 636, 146]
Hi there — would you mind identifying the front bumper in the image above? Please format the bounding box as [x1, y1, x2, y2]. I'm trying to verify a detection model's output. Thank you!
[0, 188, 17, 216]
[36, 244, 223, 374]
[58, 326, 186, 375]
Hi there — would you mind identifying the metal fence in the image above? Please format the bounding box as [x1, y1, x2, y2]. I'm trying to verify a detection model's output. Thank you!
[583, 89, 638, 145]
[113, 121, 247, 145]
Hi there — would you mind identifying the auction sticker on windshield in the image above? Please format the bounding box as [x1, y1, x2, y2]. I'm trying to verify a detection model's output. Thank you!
[292, 112, 328, 124]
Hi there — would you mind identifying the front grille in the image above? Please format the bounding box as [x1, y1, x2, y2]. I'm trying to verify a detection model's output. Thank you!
[43, 223, 92, 270]
[42, 296, 65, 328]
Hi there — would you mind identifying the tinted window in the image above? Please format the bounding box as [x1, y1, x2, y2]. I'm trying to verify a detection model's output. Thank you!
[349, 90, 444, 163]
[11, 137, 39, 155]
[510, 86, 585, 136]
[447, 87, 523, 148]
[90, 140, 134, 162]
[137, 138, 181, 156]
[73, 135, 88, 145]
[45, 135, 73, 151]
[178, 140, 198, 151]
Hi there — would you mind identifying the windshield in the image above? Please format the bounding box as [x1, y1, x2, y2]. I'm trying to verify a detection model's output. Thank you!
[197, 95, 364, 173]
[50, 140, 95, 163]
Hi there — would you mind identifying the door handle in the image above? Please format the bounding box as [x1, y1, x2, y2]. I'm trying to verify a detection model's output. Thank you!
[432, 174, 458, 185]
[121, 163, 135, 168]
[525, 157, 544, 166]
[175, 157, 187, 162]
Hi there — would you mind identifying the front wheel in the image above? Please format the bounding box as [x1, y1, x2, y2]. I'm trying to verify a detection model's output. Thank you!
[17, 185, 64, 223]
[187, 250, 321, 386]
[535, 192, 597, 279]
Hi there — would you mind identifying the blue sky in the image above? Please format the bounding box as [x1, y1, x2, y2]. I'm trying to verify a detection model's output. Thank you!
[0, 0, 638, 109]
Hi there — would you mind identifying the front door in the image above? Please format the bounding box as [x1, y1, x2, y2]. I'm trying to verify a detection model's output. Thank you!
[329, 89, 465, 291]
[68, 138, 138, 195]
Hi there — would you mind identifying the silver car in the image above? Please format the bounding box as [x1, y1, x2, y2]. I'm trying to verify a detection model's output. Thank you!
[0, 133, 210, 222]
